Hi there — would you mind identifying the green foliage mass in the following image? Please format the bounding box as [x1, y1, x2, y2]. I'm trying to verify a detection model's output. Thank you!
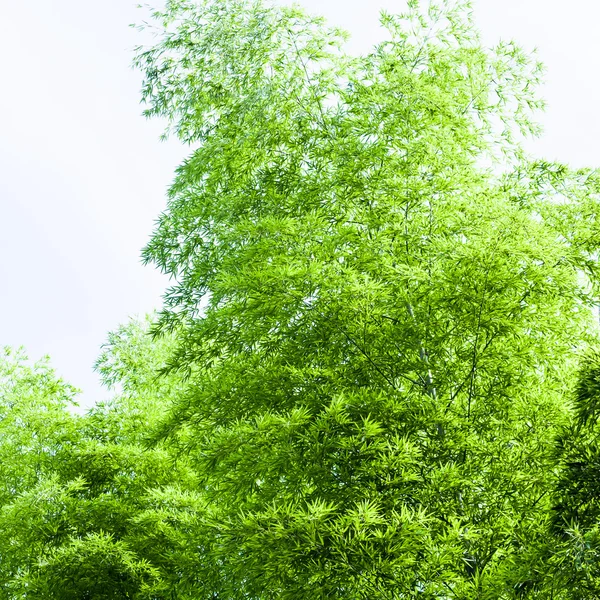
[2, 0, 600, 598]
[0, 325, 201, 599]
[132, 0, 600, 596]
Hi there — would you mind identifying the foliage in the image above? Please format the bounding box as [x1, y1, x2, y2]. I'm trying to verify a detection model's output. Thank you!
[0, 323, 202, 599]
[0, 349, 80, 597]
[130, 0, 600, 597]
[2, 0, 600, 598]
[0, 348, 79, 501]
[541, 350, 600, 599]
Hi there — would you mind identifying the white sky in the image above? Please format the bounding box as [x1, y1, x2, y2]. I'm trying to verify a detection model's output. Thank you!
[1, 0, 599, 406]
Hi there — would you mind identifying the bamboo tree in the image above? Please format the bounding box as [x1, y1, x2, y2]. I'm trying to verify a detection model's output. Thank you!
[132, 0, 600, 597]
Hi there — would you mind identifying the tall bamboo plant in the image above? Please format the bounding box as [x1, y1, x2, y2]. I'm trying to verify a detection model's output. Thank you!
[133, 0, 600, 596]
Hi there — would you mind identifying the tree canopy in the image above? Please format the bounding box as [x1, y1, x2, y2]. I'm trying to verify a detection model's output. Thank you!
[132, 0, 600, 596]
[2, 0, 600, 598]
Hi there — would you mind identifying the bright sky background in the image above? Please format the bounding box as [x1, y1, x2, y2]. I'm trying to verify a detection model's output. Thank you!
[1, 0, 599, 407]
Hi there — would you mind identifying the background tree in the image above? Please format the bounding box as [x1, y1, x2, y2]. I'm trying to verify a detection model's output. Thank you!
[0, 348, 80, 597]
[133, 0, 600, 597]
[534, 350, 600, 600]
[0, 321, 203, 599]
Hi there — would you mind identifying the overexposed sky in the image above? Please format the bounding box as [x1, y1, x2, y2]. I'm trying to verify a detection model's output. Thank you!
[1, 0, 599, 406]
